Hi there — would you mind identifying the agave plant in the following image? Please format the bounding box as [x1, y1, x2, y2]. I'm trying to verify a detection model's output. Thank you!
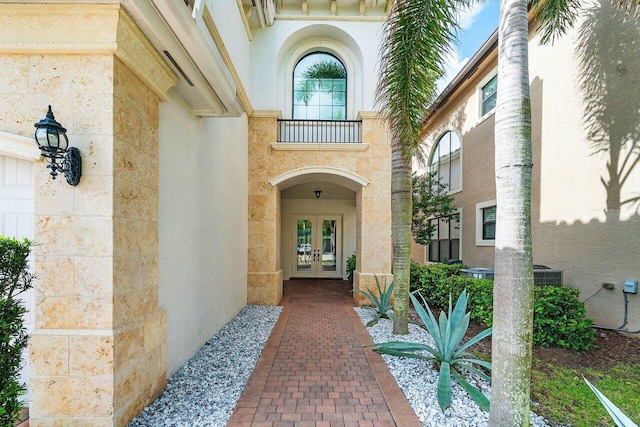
[367, 289, 492, 412]
[354, 275, 394, 327]
[584, 377, 638, 427]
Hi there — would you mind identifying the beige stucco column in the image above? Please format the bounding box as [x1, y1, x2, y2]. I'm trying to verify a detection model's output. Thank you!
[0, 4, 178, 426]
[247, 110, 392, 305]
[247, 111, 284, 305]
[353, 112, 393, 302]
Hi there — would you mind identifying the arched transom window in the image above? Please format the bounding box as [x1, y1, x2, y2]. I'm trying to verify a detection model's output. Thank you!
[293, 52, 347, 120]
[429, 130, 461, 192]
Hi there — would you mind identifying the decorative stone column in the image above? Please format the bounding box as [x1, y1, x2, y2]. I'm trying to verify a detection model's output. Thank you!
[247, 110, 392, 306]
[353, 112, 393, 303]
[247, 111, 283, 305]
[0, 4, 177, 426]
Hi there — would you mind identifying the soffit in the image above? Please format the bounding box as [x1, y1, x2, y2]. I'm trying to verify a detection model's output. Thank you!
[124, 0, 245, 117]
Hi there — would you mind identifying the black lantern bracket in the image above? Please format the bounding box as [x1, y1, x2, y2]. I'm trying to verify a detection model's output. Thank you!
[34, 106, 82, 186]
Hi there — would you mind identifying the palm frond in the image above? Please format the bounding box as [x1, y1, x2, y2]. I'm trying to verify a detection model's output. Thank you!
[529, 0, 582, 44]
[376, 0, 477, 163]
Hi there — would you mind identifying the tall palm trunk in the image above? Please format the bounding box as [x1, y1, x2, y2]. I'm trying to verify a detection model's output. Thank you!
[488, 0, 534, 425]
[391, 135, 412, 335]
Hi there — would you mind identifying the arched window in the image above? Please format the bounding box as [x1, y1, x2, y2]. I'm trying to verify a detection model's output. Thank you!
[293, 52, 347, 120]
[429, 130, 461, 193]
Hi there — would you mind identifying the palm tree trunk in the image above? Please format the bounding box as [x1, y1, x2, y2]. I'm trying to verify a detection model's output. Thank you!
[391, 135, 412, 335]
[488, 0, 535, 425]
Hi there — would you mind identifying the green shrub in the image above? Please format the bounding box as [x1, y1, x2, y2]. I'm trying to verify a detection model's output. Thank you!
[346, 253, 356, 284]
[0, 237, 34, 427]
[412, 268, 596, 351]
[533, 286, 596, 350]
[409, 261, 466, 292]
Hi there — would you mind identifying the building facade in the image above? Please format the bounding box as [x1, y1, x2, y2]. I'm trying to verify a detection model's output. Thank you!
[415, 3, 640, 333]
[0, 0, 392, 425]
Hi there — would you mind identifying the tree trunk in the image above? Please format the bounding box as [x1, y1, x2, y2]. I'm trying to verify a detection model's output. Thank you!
[488, 0, 535, 425]
[391, 135, 412, 335]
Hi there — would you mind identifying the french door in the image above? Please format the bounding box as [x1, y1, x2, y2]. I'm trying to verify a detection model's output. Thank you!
[294, 215, 342, 278]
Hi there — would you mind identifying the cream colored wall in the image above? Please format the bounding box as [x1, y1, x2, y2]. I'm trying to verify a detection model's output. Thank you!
[249, 20, 381, 115]
[281, 198, 356, 280]
[421, 7, 640, 329]
[159, 89, 248, 375]
[248, 113, 392, 305]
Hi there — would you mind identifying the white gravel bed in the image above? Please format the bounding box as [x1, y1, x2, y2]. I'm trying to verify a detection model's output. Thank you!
[354, 307, 549, 427]
[128, 305, 282, 427]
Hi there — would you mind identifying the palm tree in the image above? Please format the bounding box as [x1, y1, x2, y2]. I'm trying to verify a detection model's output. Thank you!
[489, 1, 637, 424]
[376, 0, 466, 335]
[488, 1, 534, 424]
[378, 0, 637, 423]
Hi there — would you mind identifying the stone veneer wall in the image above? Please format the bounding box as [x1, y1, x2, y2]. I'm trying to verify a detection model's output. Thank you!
[0, 4, 176, 426]
[247, 112, 392, 305]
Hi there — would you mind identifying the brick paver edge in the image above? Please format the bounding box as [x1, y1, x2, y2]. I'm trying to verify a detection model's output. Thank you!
[227, 304, 293, 426]
[343, 306, 423, 427]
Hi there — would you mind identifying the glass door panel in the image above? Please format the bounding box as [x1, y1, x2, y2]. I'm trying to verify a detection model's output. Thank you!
[321, 219, 337, 272]
[296, 219, 313, 272]
[293, 215, 342, 278]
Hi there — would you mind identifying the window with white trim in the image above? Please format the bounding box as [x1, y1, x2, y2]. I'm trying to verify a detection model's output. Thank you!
[429, 130, 461, 193]
[427, 214, 461, 263]
[481, 75, 497, 116]
[475, 200, 496, 246]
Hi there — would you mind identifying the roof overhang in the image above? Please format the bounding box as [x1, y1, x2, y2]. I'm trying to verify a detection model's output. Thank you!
[124, 0, 246, 117]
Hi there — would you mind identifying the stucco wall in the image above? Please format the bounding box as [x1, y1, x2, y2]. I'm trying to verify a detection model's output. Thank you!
[420, 5, 640, 329]
[159, 90, 248, 375]
[248, 20, 382, 115]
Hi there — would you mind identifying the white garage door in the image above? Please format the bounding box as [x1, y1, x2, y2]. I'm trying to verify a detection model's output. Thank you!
[0, 154, 35, 400]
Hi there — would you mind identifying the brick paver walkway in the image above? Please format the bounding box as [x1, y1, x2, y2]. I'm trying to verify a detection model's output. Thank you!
[228, 280, 421, 427]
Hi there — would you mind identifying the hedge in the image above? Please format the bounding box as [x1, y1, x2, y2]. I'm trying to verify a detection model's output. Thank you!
[410, 262, 596, 350]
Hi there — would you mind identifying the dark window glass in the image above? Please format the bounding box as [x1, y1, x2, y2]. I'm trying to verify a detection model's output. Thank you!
[482, 206, 496, 240]
[482, 75, 497, 116]
[427, 215, 460, 263]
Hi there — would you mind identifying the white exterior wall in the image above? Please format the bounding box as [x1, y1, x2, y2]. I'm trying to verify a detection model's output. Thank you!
[249, 20, 383, 115]
[204, 0, 251, 85]
[281, 198, 356, 280]
[159, 90, 248, 375]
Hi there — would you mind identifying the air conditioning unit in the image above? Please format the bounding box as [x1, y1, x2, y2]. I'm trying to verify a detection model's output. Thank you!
[460, 268, 494, 280]
[460, 266, 563, 287]
[533, 266, 563, 287]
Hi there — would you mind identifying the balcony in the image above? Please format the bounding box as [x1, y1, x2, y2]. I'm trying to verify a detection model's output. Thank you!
[277, 119, 362, 143]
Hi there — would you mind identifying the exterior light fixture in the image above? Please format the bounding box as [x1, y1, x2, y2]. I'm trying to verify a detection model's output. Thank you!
[34, 105, 81, 186]
[315, 190, 321, 199]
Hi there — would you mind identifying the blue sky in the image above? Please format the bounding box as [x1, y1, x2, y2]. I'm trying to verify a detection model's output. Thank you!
[438, 0, 500, 92]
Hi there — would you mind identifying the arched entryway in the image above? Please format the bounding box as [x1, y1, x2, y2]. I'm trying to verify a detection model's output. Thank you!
[271, 167, 366, 280]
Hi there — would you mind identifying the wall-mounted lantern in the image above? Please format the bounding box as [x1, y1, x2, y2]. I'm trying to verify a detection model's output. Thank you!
[315, 190, 321, 199]
[34, 105, 82, 186]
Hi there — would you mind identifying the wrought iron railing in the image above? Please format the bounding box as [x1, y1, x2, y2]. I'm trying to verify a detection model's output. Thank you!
[277, 119, 362, 143]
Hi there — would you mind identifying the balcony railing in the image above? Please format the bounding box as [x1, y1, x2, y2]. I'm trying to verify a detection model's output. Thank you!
[277, 119, 362, 143]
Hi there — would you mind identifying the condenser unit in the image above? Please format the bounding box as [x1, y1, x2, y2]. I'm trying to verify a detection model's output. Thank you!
[460, 268, 494, 280]
[533, 266, 563, 287]
[460, 266, 563, 287]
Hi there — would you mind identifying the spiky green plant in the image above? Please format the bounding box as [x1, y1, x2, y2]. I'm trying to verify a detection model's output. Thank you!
[354, 275, 394, 327]
[584, 377, 639, 427]
[368, 289, 492, 412]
